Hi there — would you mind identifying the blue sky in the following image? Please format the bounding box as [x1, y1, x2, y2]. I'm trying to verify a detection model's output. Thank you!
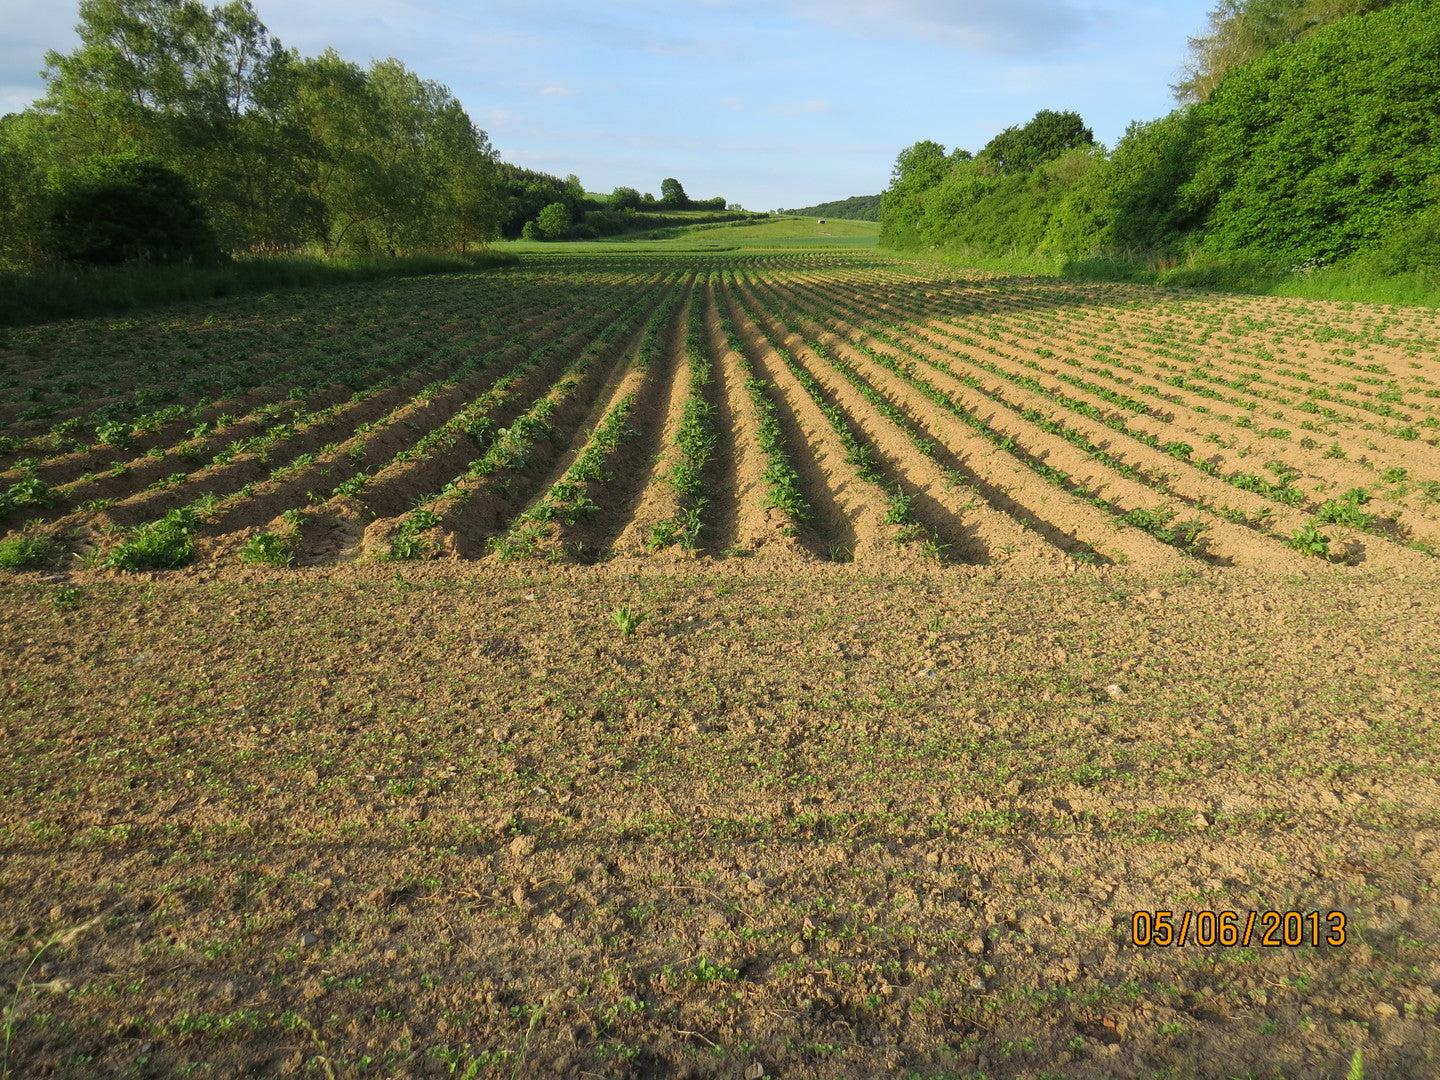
[1, 0, 1217, 210]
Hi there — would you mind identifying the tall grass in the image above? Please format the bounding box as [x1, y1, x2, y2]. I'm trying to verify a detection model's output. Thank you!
[0, 250, 519, 327]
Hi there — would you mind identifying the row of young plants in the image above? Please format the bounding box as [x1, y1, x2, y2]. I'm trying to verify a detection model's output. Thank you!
[382, 274, 682, 560]
[238, 275, 669, 567]
[649, 283, 719, 551]
[887, 281, 1440, 505]
[834, 278, 1437, 546]
[1, 393, 331, 538]
[757, 274, 1208, 558]
[730, 274, 942, 557]
[792, 277, 1316, 525]
[715, 272, 812, 532]
[827, 274, 1439, 557]
[0, 266, 596, 471]
[820, 279, 1382, 554]
[485, 277, 693, 561]
[919, 282, 1439, 444]
[49, 275, 645, 571]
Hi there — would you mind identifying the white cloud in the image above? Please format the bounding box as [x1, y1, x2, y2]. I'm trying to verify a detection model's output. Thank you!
[777, 0, 1096, 55]
[539, 85, 576, 97]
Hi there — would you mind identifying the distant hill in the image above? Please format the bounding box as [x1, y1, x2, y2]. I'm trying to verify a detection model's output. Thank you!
[778, 194, 881, 221]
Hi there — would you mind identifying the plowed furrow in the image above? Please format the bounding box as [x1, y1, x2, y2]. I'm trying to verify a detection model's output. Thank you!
[734, 278, 1052, 568]
[781, 279, 1327, 538]
[702, 282, 807, 558]
[408, 276, 684, 561]
[494, 278, 693, 563]
[902, 303, 1440, 498]
[722, 280, 911, 564]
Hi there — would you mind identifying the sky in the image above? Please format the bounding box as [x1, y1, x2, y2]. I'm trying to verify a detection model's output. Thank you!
[0, 0, 1218, 210]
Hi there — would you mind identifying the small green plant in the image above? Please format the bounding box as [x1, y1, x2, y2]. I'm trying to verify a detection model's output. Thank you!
[1286, 522, 1331, 559]
[51, 585, 84, 611]
[104, 506, 202, 570]
[689, 957, 739, 985]
[93, 420, 130, 447]
[1314, 490, 1377, 531]
[240, 531, 294, 567]
[1121, 504, 1207, 552]
[384, 509, 445, 561]
[612, 604, 647, 637]
[1381, 466, 1409, 483]
[0, 535, 54, 570]
[4, 476, 55, 510]
[1347, 1047, 1364, 1080]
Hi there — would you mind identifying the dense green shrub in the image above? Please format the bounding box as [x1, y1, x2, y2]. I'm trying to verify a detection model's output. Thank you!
[1183, 0, 1440, 265]
[48, 154, 221, 267]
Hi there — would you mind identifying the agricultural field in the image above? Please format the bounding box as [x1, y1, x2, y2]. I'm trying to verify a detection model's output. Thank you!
[1, 251, 1439, 1080]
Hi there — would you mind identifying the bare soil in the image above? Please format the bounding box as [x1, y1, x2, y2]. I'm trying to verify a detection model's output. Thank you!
[1, 563, 1438, 1080]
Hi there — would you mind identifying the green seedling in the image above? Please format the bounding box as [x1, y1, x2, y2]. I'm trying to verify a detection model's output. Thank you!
[104, 506, 202, 571]
[240, 532, 294, 567]
[1286, 522, 1331, 558]
[612, 604, 648, 637]
[51, 585, 84, 611]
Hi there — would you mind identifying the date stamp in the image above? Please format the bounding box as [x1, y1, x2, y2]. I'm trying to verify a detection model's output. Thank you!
[1130, 910, 1346, 948]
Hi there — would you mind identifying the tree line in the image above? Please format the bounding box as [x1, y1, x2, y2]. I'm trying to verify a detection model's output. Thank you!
[879, 0, 1439, 277]
[0, 0, 735, 269]
[776, 194, 881, 222]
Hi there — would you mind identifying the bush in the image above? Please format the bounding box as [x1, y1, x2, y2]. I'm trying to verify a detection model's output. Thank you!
[1356, 206, 1440, 276]
[535, 202, 572, 240]
[1185, 0, 1440, 265]
[520, 220, 541, 241]
[47, 154, 221, 267]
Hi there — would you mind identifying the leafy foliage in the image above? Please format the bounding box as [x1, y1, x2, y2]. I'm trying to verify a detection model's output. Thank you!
[660, 177, 689, 209]
[977, 110, 1096, 175]
[47, 153, 220, 266]
[535, 202, 573, 241]
[6, 0, 502, 265]
[1176, 0, 1405, 103]
[777, 194, 882, 221]
[1184, 0, 1440, 265]
[878, 1, 1440, 277]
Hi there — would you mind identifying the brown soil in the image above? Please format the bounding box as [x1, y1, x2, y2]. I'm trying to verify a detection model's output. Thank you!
[1, 563, 1437, 1080]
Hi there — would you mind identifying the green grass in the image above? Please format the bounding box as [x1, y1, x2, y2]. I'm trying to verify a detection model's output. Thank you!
[497, 215, 880, 253]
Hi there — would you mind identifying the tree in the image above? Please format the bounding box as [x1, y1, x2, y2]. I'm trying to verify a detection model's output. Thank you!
[880, 140, 954, 248]
[535, 201, 571, 240]
[1175, 0, 1403, 103]
[888, 140, 950, 195]
[521, 219, 540, 241]
[0, 113, 53, 268]
[610, 185, 642, 210]
[30, 0, 501, 258]
[47, 152, 220, 265]
[660, 177, 688, 208]
[38, 0, 311, 251]
[978, 110, 1095, 175]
